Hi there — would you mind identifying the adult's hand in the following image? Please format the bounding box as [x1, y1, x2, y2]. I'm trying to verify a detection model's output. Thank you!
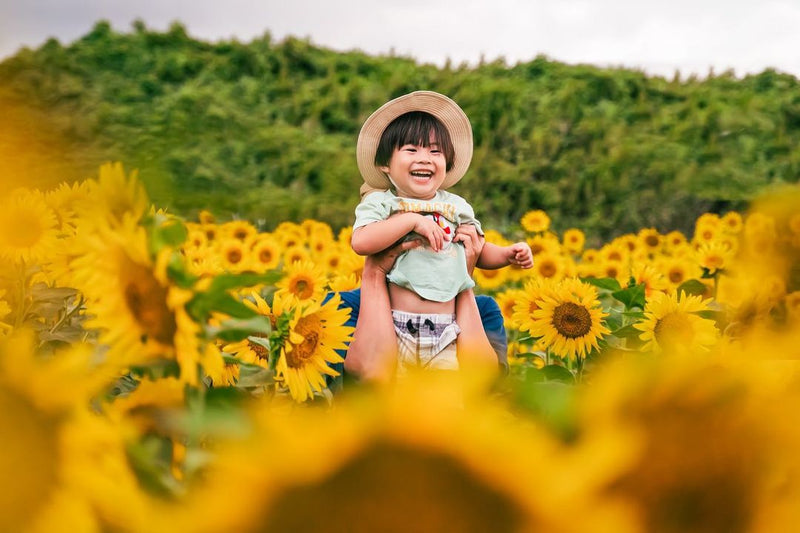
[364, 238, 421, 276]
[453, 224, 485, 274]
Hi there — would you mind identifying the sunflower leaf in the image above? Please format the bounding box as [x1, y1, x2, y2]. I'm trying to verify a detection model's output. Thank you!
[611, 323, 643, 339]
[150, 218, 188, 251]
[206, 271, 284, 294]
[611, 283, 646, 310]
[677, 279, 708, 297]
[580, 277, 622, 292]
[540, 364, 576, 384]
[212, 316, 273, 342]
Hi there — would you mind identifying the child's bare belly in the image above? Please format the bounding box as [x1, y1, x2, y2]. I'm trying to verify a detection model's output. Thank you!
[388, 283, 456, 314]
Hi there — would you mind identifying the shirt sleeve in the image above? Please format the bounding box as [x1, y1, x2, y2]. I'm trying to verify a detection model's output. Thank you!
[456, 197, 484, 236]
[353, 191, 392, 229]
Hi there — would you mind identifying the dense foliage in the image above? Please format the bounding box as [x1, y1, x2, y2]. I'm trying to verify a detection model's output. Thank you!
[2, 19, 799, 242]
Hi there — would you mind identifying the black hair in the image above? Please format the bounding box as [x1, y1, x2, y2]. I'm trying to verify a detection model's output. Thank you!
[375, 111, 455, 171]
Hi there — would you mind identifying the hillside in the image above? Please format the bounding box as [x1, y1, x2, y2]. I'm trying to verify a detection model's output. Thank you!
[2, 20, 799, 241]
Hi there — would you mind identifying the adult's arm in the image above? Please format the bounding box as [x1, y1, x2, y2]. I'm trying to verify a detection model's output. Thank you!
[453, 225, 502, 375]
[342, 240, 420, 383]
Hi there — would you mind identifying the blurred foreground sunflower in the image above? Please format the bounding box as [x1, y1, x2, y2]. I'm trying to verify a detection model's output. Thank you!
[0, 330, 148, 532]
[156, 374, 636, 533]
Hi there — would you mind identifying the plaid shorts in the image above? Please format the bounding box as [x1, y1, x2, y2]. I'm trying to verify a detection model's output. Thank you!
[392, 310, 460, 374]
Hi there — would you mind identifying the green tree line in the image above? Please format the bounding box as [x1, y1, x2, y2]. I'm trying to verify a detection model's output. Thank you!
[2, 20, 799, 242]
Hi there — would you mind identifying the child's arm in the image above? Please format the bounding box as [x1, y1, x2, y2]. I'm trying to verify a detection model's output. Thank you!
[351, 212, 448, 256]
[476, 241, 534, 270]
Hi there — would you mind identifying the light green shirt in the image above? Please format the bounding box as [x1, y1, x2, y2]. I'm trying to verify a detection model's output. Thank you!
[353, 190, 483, 302]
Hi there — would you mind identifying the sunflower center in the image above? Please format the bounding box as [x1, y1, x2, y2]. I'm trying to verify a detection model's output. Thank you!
[285, 316, 320, 368]
[123, 263, 177, 345]
[645, 235, 660, 247]
[227, 248, 243, 264]
[290, 278, 313, 300]
[539, 261, 557, 278]
[654, 312, 694, 349]
[0, 388, 59, 531]
[256, 442, 523, 532]
[668, 269, 685, 284]
[551, 302, 592, 339]
[259, 249, 273, 263]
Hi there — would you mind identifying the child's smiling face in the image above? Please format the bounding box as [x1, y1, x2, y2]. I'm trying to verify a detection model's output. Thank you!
[380, 135, 447, 200]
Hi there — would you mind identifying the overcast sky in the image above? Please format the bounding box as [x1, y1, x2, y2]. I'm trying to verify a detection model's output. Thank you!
[1, 0, 799, 79]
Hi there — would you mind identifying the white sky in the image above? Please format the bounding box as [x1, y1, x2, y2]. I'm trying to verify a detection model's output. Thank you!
[1, 0, 799, 79]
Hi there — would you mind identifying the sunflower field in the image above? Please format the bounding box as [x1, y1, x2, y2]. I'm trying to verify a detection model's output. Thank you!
[3, 161, 800, 532]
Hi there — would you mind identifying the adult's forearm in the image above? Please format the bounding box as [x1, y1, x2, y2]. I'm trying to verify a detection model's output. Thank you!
[455, 288, 500, 373]
[342, 265, 397, 382]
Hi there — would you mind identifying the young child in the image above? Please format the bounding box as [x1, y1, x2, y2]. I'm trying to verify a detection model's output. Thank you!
[351, 91, 533, 375]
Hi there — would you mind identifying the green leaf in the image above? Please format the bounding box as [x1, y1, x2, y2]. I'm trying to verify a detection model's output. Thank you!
[677, 278, 709, 297]
[611, 283, 646, 310]
[152, 218, 189, 250]
[611, 323, 644, 339]
[206, 271, 283, 294]
[580, 277, 622, 292]
[540, 364, 576, 384]
[210, 316, 273, 342]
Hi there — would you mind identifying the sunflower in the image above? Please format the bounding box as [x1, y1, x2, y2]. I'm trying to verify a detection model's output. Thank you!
[785, 291, 800, 323]
[158, 374, 634, 533]
[221, 220, 258, 242]
[495, 288, 527, 330]
[526, 233, 560, 257]
[275, 260, 328, 304]
[275, 222, 306, 249]
[512, 278, 557, 334]
[528, 279, 609, 360]
[561, 228, 585, 255]
[0, 330, 149, 532]
[596, 258, 629, 286]
[0, 188, 60, 264]
[79, 161, 149, 228]
[696, 240, 733, 275]
[44, 179, 94, 233]
[581, 354, 800, 533]
[328, 273, 361, 292]
[250, 235, 282, 271]
[532, 251, 566, 281]
[473, 266, 510, 291]
[520, 209, 551, 233]
[271, 292, 352, 402]
[659, 256, 702, 292]
[302, 218, 335, 242]
[721, 211, 744, 234]
[69, 217, 202, 382]
[634, 291, 718, 354]
[631, 263, 668, 297]
[200, 222, 219, 243]
[637, 227, 663, 255]
[282, 244, 311, 266]
[220, 292, 273, 371]
[218, 237, 252, 273]
[197, 209, 216, 224]
[600, 241, 629, 264]
[614, 233, 639, 254]
[743, 212, 777, 253]
[664, 230, 688, 250]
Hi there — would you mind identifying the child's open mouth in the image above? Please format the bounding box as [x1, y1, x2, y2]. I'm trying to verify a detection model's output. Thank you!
[410, 171, 432, 179]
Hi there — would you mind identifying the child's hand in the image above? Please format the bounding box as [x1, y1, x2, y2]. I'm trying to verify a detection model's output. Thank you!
[508, 242, 534, 268]
[412, 214, 447, 252]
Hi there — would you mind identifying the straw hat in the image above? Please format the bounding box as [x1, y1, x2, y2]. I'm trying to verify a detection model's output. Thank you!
[356, 91, 473, 190]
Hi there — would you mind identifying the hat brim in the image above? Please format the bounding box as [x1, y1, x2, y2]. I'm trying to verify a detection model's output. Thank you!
[356, 91, 473, 190]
